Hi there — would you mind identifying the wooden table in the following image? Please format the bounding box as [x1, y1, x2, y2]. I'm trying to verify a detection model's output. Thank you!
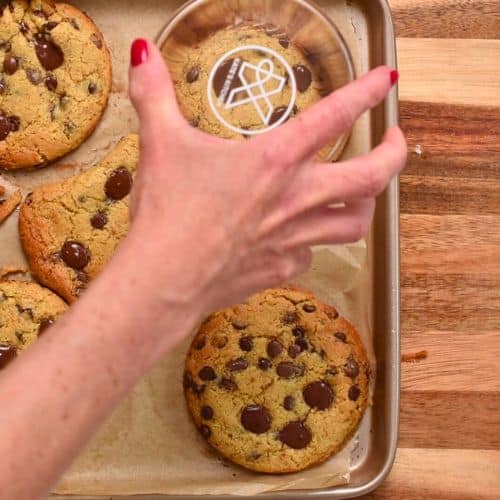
[363, 1, 500, 498]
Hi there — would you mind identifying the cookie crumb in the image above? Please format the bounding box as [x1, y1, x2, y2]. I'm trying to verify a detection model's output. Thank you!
[0, 190, 22, 225]
[402, 350, 428, 363]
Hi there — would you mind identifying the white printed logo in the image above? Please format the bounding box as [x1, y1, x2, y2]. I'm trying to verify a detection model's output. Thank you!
[208, 45, 297, 136]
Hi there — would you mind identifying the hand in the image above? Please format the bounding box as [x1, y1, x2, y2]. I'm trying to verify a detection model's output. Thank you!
[125, 39, 407, 315]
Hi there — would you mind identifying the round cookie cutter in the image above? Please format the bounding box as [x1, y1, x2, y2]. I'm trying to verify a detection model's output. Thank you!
[157, 0, 355, 162]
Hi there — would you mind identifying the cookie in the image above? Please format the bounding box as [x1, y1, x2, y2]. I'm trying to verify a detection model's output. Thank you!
[19, 134, 139, 303]
[184, 287, 370, 474]
[0, 279, 67, 370]
[165, 24, 333, 158]
[0, 0, 112, 169]
[0, 185, 21, 224]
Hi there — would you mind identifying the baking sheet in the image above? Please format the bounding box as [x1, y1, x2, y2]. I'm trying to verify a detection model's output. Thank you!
[0, 0, 374, 496]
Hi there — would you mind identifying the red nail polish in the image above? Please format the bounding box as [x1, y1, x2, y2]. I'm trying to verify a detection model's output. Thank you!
[131, 39, 148, 67]
[390, 70, 399, 86]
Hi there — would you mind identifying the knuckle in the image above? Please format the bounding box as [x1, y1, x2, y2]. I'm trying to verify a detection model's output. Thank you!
[363, 164, 387, 197]
[348, 218, 370, 242]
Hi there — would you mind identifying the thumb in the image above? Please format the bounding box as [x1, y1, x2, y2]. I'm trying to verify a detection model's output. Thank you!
[128, 38, 184, 144]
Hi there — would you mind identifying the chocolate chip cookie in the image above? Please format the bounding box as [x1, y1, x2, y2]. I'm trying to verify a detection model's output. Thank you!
[19, 134, 139, 303]
[165, 24, 332, 154]
[184, 287, 369, 473]
[0, 0, 111, 169]
[0, 279, 67, 370]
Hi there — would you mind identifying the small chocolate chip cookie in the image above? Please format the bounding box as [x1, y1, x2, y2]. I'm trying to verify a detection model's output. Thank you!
[0, 279, 67, 370]
[184, 287, 370, 473]
[19, 134, 139, 303]
[0, 0, 111, 169]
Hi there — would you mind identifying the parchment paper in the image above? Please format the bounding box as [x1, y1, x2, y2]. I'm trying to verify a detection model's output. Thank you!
[0, 0, 374, 496]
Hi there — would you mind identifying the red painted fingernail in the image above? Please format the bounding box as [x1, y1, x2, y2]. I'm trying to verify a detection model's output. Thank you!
[390, 70, 399, 86]
[131, 39, 148, 67]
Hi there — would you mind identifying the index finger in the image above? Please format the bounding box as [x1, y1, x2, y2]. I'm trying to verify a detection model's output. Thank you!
[257, 66, 398, 163]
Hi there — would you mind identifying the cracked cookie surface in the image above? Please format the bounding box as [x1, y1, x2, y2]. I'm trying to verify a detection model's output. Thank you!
[184, 287, 369, 473]
[19, 134, 138, 303]
[0, 0, 111, 169]
[0, 279, 67, 369]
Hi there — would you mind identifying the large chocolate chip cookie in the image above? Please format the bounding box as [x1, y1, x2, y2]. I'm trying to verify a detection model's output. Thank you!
[184, 287, 370, 473]
[19, 134, 138, 302]
[0, 0, 111, 169]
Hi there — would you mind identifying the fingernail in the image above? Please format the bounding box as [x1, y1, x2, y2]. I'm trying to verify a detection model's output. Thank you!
[390, 70, 399, 86]
[131, 39, 148, 67]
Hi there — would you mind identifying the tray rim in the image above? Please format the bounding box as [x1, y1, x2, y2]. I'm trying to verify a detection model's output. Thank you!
[53, 0, 400, 497]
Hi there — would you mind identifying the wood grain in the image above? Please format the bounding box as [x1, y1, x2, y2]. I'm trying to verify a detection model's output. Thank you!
[399, 392, 500, 450]
[362, 449, 500, 499]
[391, 8, 500, 492]
[397, 39, 500, 107]
[389, 0, 500, 39]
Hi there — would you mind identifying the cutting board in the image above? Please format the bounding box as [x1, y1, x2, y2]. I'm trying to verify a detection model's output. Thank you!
[364, 1, 500, 498]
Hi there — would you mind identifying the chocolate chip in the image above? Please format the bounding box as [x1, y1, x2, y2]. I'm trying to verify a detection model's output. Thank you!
[0, 344, 16, 370]
[183, 371, 193, 389]
[33, 9, 48, 19]
[0, 78, 6, 94]
[267, 339, 283, 358]
[293, 65, 312, 92]
[91, 33, 103, 49]
[239, 337, 253, 352]
[0, 113, 12, 140]
[43, 21, 58, 31]
[38, 318, 55, 335]
[283, 396, 295, 411]
[211, 333, 228, 349]
[20, 21, 29, 34]
[227, 358, 248, 372]
[194, 336, 206, 350]
[283, 311, 298, 324]
[344, 358, 360, 378]
[348, 385, 361, 401]
[200, 425, 211, 439]
[219, 378, 237, 391]
[70, 18, 80, 30]
[334, 332, 347, 343]
[88, 82, 97, 94]
[213, 58, 243, 102]
[288, 344, 301, 359]
[292, 326, 306, 338]
[241, 405, 271, 434]
[8, 115, 19, 132]
[293, 104, 298, 115]
[76, 271, 88, 283]
[258, 358, 272, 371]
[199, 366, 216, 381]
[45, 74, 57, 91]
[303, 303, 316, 313]
[328, 310, 340, 320]
[279, 421, 312, 449]
[186, 65, 200, 83]
[105, 166, 133, 200]
[295, 338, 308, 352]
[276, 362, 304, 379]
[34, 33, 64, 70]
[0, 40, 11, 51]
[90, 211, 107, 229]
[61, 241, 90, 270]
[327, 367, 338, 376]
[3, 54, 18, 75]
[192, 383, 205, 395]
[278, 37, 289, 49]
[26, 68, 42, 85]
[201, 405, 213, 420]
[303, 381, 334, 410]
[232, 320, 248, 330]
[249, 451, 261, 460]
[269, 105, 290, 126]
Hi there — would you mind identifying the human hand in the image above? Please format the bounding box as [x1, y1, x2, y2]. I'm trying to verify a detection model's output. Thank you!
[125, 39, 406, 316]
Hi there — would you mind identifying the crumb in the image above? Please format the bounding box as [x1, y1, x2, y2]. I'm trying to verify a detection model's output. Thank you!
[0, 185, 5, 196]
[414, 144, 423, 156]
[402, 350, 428, 363]
[0, 190, 22, 225]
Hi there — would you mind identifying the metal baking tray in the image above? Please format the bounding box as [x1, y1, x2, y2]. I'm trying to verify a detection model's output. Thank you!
[54, 0, 400, 498]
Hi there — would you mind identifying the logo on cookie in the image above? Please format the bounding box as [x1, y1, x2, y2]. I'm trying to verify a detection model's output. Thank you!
[208, 45, 297, 136]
